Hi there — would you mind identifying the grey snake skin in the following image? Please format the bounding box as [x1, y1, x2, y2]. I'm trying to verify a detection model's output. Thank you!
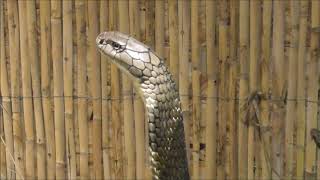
[96, 31, 189, 180]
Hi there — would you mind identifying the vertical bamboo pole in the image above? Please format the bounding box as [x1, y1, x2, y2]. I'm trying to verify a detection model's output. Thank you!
[108, 0, 122, 178]
[18, 1, 36, 179]
[191, 0, 200, 179]
[260, 0, 272, 178]
[205, 0, 217, 179]
[62, 1, 76, 178]
[305, 0, 320, 178]
[228, 1, 238, 179]
[0, 111, 5, 179]
[118, 0, 135, 178]
[178, 0, 191, 173]
[26, 1, 47, 178]
[87, 1, 103, 178]
[7, 0, 25, 177]
[218, 1, 229, 179]
[51, 0, 66, 178]
[272, 1, 285, 179]
[100, 1, 111, 179]
[296, 1, 308, 178]
[76, 0, 89, 178]
[155, 0, 164, 57]
[238, 1, 249, 179]
[0, 1, 15, 178]
[284, 0, 299, 178]
[249, 0, 261, 178]
[129, 0, 145, 179]
[168, 0, 179, 83]
[40, 1, 56, 179]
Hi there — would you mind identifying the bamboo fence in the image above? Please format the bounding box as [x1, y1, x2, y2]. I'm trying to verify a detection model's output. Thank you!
[0, 0, 320, 180]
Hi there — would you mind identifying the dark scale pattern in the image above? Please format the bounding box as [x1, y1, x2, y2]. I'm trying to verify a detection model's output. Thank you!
[97, 32, 189, 180]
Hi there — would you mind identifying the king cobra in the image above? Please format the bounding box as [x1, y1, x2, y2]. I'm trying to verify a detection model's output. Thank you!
[96, 31, 189, 180]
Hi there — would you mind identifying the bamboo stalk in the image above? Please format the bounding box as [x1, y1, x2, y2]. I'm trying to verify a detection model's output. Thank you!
[155, 0, 164, 57]
[87, 0, 103, 178]
[238, 1, 249, 179]
[168, 0, 179, 83]
[18, 1, 36, 179]
[62, 1, 76, 178]
[271, 1, 285, 179]
[284, 0, 299, 178]
[75, 0, 89, 179]
[51, 0, 66, 178]
[296, 1, 308, 178]
[249, 0, 261, 178]
[108, 0, 122, 178]
[0, 110, 5, 179]
[260, 0, 272, 178]
[218, 1, 229, 179]
[118, 0, 135, 178]
[39, 1, 56, 179]
[26, 1, 47, 178]
[129, 0, 145, 179]
[305, 0, 320, 178]
[178, 0, 191, 173]
[7, 0, 25, 177]
[191, 0, 200, 179]
[0, 1, 15, 178]
[228, 1, 238, 179]
[205, 0, 217, 179]
[100, 1, 111, 179]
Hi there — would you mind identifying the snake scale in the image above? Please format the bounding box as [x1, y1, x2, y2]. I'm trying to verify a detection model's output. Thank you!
[96, 31, 189, 180]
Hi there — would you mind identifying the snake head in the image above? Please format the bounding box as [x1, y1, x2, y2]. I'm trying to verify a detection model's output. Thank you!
[96, 31, 153, 80]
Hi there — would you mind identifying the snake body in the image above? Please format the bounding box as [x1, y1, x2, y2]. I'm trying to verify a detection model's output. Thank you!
[96, 31, 189, 180]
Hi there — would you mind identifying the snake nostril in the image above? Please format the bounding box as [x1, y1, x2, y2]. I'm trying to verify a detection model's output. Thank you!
[99, 39, 105, 45]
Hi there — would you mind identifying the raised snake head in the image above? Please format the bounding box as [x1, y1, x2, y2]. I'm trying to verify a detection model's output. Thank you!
[96, 31, 157, 82]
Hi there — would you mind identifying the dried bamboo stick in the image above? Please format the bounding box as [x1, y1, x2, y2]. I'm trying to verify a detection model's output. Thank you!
[100, 1, 111, 179]
[228, 1, 238, 179]
[260, 0, 272, 178]
[168, 0, 179, 83]
[39, 1, 56, 179]
[249, 0, 261, 178]
[145, 0, 155, 49]
[26, 1, 47, 178]
[51, 0, 66, 178]
[296, 1, 308, 178]
[284, 0, 299, 178]
[305, 0, 320, 178]
[118, 0, 135, 178]
[7, 0, 25, 177]
[18, 1, 36, 179]
[271, 1, 285, 179]
[218, 1, 229, 179]
[155, 0, 164, 57]
[75, 0, 89, 179]
[0, 111, 5, 179]
[178, 0, 191, 173]
[191, 0, 200, 178]
[129, 0, 145, 179]
[87, 0, 103, 178]
[62, 1, 76, 178]
[108, 0, 122, 178]
[238, 1, 249, 179]
[0, 1, 15, 178]
[205, 0, 217, 179]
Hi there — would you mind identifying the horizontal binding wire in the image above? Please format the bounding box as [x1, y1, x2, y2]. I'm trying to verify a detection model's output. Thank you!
[0, 95, 317, 104]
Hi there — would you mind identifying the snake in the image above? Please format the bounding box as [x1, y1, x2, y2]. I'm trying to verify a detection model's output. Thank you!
[96, 31, 189, 180]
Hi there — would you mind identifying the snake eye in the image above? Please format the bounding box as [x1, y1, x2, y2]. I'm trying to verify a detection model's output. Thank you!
[112, 41, 121, 49]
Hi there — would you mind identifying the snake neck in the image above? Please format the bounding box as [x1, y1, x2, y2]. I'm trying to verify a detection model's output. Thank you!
[138, 69, 189, 180]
